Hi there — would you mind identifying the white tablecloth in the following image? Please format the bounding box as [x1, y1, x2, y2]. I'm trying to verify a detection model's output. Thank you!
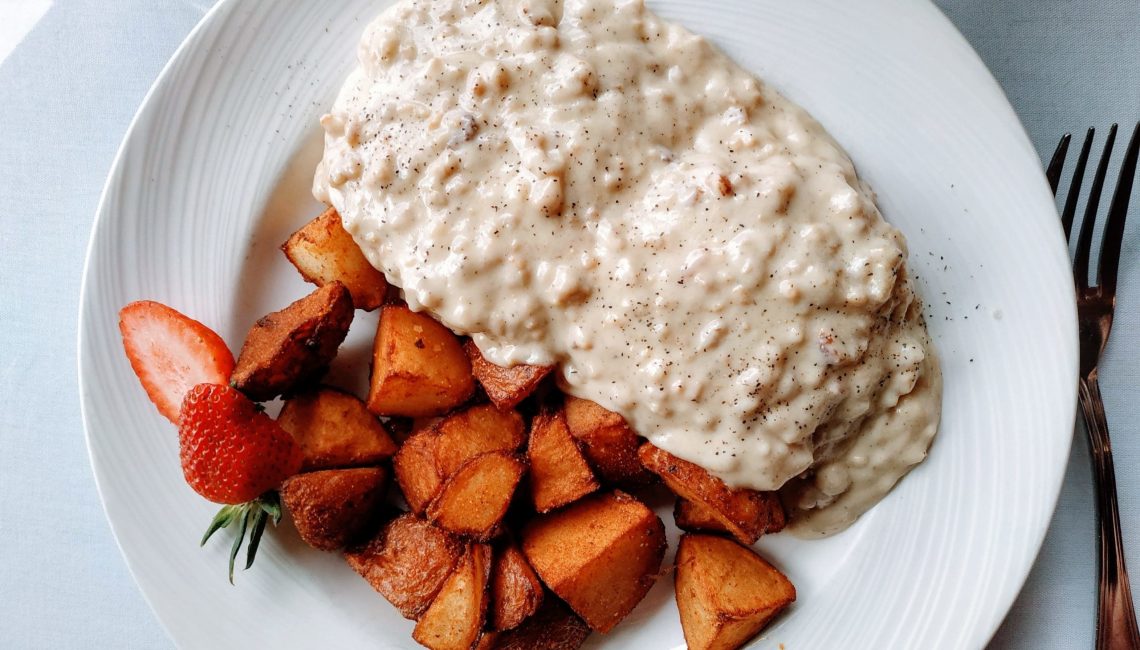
[0, 1, 1136, 647]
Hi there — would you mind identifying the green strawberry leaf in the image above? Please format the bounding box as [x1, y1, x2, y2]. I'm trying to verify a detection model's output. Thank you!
[200, 505, 238, 546]
[244, 507, 269, 571]
[228, 505, 251, 585]
[199, 491, 284, 584]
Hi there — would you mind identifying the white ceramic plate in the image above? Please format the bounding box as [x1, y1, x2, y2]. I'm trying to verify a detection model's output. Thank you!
[79, 0, 1078, 647]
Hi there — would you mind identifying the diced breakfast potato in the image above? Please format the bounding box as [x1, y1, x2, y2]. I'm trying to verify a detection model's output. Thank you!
[394, 404, 526, 513]
[528, 408, 599, 512]
[490, 542, 544, 631]
[463, 340, 554, 410]
[277, 387, 397, 470]
[344, 513, 465, 620]
[282, 207, 389, 310]
[280, 467, 389, 551]
[562, 396, 654, 486]
[673, 498, 732, 536]
[367, 305, 475, 417]
[230, 282, 354, 401]
[393, 431, 446, 515]
[426, 451, 527, 540]
[490, 598, 591, 650]
[521, 491, 666, 633]
[413, 543, 493, 650]
[432, 404, 527, 476]
[638, 443, 785, 545]
[675, 534, 796, 650]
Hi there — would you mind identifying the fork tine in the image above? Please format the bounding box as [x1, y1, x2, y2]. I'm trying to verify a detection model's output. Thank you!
[1097, 122, 1140, 296]
[1063, 128, 1096, 241]
[1047, 133, 1071, 196]
[1073, 124, 1118, 289]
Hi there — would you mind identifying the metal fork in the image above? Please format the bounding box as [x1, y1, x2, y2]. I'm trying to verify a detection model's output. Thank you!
[1047, 122, 1140, 650]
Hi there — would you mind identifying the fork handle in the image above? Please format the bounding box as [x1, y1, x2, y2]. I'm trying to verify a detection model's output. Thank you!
[1079, 374, 1140, 650]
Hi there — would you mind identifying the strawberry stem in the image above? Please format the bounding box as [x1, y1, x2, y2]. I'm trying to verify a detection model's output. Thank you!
[199, 492, 282, 584]
[258, 492, 283, 524]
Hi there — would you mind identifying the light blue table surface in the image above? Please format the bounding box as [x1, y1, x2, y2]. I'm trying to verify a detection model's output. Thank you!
[0, 1, 1136, 647]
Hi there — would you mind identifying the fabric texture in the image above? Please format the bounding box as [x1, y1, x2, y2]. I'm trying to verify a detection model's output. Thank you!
[0, 0, 1135, 647]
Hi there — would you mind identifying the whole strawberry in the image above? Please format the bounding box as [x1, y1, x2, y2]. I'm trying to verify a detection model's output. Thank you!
[179, 383, 304, 581]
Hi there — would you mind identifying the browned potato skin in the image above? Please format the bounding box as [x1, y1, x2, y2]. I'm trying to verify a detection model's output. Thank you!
[562, 396, 654, 487]
[490, 542, 544, 631]
[394, 404, 526, 514]
[638, 443, 786, 545]
[367, 305, 475, 417]
[490, 598, 591, 649]
[230, 282, 354, 401]
[673, 498, 732, 536]
[675, 534, 796, 650]
[277, 387, 397, 471]
[344, 513, 465, 620]
[521, 491, 666, 633]
[426, 451, 527, 540]
[528, 408, 599, 513]
[280, 467, 388, 551]
[413, 543, 494, 650]
[282, 207, 389, 310]
[463, 340, 554, 410]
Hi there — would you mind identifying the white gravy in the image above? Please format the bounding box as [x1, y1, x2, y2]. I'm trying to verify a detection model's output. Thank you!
[314, 0, 942, 537]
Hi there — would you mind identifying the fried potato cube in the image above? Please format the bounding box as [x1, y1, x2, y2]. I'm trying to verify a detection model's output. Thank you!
[432, 404, 527, 477]
[673, 498, 732, 536]
[491, 598, 591, 649]
[367, 305, 475, 417]
[282, 207, 389, 310]
[277, 387, 397, 470]
[675, 534, 796, 650]
[393, 431, 445, 515]
[562, 396, 654, 486]
[394, 404, 526, 514]
[463, 340, 553, 410]
[230, 282, 354, 401]
[490, 542, 544, 631]
[638, 443, 786, 545]
[521, 491, 665, 633]
[413, 543, 493, 650]
[344, 513, 465, 620]
[280, 467, 388, 551]
[528, 408, 599, 513]
[426, 451, 526, 540]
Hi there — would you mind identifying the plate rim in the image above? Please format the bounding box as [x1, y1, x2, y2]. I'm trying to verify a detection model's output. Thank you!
[915, 1, 1078, 640]
[77, 0, 240, 643]
[77, 0, 1079, 646]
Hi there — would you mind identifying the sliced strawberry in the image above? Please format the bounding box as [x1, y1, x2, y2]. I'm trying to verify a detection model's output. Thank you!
[119, 300, 235, 423]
